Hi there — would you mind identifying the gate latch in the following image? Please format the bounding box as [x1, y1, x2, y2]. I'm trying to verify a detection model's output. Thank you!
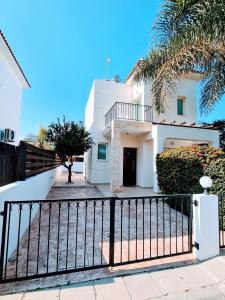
[193, 200, 198, 207]
[0, 211, 4, 216]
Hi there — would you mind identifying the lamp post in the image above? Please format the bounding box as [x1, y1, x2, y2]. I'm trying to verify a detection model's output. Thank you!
[199, 176, 213, 195]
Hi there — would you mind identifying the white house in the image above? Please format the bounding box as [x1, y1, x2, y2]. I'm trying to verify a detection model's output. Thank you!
[84, 59, 220, 193]
[0, 31, 30, 145]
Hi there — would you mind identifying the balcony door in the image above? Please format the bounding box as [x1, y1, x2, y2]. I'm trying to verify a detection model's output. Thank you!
[123, 148, 137, 186]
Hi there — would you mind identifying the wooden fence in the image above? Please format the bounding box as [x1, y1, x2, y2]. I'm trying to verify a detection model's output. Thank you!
[0, 141, 61, 187]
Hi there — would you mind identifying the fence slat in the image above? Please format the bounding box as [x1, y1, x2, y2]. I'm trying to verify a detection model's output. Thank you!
[17, 142, 27, 181]
[0, 141, 61, 187]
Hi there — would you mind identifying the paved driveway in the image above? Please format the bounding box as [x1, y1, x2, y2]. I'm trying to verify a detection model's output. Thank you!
[0, 174, 192, 294]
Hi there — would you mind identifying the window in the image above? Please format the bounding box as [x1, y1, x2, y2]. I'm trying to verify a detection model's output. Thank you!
[177, 98, 184, 115]
[97, 143, 107, 160]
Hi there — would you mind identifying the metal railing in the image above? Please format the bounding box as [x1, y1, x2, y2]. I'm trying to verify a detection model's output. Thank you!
[0, 195, 192, 283]
[105, 102, 153, 126]
[219, 195, 225, 248]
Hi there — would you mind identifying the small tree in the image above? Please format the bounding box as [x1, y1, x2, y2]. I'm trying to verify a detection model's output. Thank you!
[23, 127, 53, 150]
[46, 117, 92, 183]
[37, 127, 47, 149]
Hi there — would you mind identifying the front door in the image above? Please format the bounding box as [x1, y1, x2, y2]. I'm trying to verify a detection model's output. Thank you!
[123, 148, 137, 186]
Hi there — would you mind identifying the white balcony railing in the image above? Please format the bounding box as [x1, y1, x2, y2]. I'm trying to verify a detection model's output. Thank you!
[105, 102, 153, 126]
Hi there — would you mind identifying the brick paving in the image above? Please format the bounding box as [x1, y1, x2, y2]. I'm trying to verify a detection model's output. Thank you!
[0, 175, 193, 294]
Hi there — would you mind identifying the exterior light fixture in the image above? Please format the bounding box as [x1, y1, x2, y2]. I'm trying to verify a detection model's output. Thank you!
[199, 176, 213, 195]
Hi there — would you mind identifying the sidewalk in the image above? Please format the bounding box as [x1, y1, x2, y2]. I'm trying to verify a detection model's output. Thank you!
[96, 184, 157, 198]
[2, 254, 225, 300]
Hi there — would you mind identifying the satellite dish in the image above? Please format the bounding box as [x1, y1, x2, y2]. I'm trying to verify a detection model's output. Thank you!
[114, 75, 121, 83]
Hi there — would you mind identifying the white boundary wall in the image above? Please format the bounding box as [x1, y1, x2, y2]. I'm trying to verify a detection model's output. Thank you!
[193, 194, 219, 261]
[0, 166, 63, 256]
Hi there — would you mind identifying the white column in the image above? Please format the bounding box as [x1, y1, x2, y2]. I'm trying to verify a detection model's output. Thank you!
[110, 121, 122, 193]
[152, 126, 164, 193]
[193, 194, 219, 261]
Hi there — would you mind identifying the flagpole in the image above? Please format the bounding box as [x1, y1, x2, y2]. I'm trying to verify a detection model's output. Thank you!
[105, 57, 110, 80]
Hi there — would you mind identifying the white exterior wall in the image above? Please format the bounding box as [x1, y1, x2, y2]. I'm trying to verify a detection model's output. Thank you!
[137, 137, 153, 187]
[131, 78, 198, 124]
[85, 80, 133, 183]
[156, 79, 198, 124]
[85, 72, 219, 191]
[0, 33, 29, 145]
[0, 55, 23, 145]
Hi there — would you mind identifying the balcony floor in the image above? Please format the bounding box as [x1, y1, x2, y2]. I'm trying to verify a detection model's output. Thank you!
[104, 119, 152, 138]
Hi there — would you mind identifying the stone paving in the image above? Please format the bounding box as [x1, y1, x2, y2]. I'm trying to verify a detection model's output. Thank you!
[97, 184, 157, 198]
[54, 172, 94, 188]
[0, 174, 193, 295]
[2, 254, 225, 299]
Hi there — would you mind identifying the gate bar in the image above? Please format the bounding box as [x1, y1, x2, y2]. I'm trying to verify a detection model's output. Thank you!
[109, 196, 116, 266]
[0, 201, 8, 280]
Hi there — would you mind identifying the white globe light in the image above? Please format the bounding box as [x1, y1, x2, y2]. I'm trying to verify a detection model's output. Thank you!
[199, 176, 213, 189]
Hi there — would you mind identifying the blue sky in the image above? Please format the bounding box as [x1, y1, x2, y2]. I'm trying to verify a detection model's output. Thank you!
[0, 0, 224, 137]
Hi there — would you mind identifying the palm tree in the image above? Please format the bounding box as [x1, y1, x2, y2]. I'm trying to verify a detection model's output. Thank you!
[134, 0, 225, 114]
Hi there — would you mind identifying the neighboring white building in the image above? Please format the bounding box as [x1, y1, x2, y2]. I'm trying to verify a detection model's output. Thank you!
[84, 60, 220, 193]
[0, 31, 30, 145]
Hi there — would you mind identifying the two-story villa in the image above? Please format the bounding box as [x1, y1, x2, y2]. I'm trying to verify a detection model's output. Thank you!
[84, 60, 220, 193]
[0, 31, 30, 145]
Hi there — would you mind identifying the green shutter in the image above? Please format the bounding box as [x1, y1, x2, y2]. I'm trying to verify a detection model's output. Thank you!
[98, 144, 107, 160]
[177, 99, 184, 115]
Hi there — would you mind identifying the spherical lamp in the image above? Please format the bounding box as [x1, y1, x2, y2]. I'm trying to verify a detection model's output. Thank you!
[199, 176, 213, 194]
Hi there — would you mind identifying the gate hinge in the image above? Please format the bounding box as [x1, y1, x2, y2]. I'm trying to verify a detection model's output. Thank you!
[193, 200, 198, 207]
[0, 211, 5, 216]
[193, 242, 199, 250]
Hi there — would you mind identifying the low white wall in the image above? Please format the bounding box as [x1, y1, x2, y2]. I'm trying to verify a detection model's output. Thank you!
[62, 162, 84, 173]
[0, 165, 63, 205]
[0, 165, 63, 257]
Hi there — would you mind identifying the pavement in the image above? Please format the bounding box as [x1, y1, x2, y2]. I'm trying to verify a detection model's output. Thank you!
[53, 172, 95, 188]
[54, 171, 157, 197]
[2, 255, 225, 299]
[96, 184, 157, 198]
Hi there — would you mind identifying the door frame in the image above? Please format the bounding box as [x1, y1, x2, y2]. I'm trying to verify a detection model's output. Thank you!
[123, 147, 137, 186]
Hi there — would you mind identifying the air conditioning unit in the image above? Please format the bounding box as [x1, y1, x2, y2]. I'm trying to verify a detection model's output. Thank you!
[4, 129, 15, 142]
[0, 129, 4, 142]
[10, 130, 15, 141]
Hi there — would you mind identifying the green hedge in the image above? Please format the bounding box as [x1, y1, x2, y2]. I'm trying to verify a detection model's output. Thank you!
[205, 158, 225, 195]
[156, 145, 225, 195]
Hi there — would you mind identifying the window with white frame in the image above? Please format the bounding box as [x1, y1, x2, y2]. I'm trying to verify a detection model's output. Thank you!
[97, 143, 107, 160]
[177, 98, 185, 115]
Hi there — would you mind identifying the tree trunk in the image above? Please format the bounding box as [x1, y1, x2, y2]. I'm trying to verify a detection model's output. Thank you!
[68, 165, 72, 183]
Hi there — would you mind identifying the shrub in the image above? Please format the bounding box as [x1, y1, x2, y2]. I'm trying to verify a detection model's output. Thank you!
[156, 145, 225, 195]
[205, 158, 225, 195]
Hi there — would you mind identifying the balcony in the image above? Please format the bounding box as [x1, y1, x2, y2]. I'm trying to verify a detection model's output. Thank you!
[105, 102, 153, 126]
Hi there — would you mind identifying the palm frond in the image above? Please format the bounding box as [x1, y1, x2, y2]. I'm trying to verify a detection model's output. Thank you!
[134, 0, 225, 113]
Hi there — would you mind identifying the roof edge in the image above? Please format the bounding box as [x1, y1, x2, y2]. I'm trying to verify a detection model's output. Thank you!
[125, 59, 204, 83]
[0, 31, 30, 88]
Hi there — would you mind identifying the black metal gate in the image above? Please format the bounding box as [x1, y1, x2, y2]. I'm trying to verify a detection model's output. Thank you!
[219, 195, 225, 248]
[0, 195, 192, 283]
